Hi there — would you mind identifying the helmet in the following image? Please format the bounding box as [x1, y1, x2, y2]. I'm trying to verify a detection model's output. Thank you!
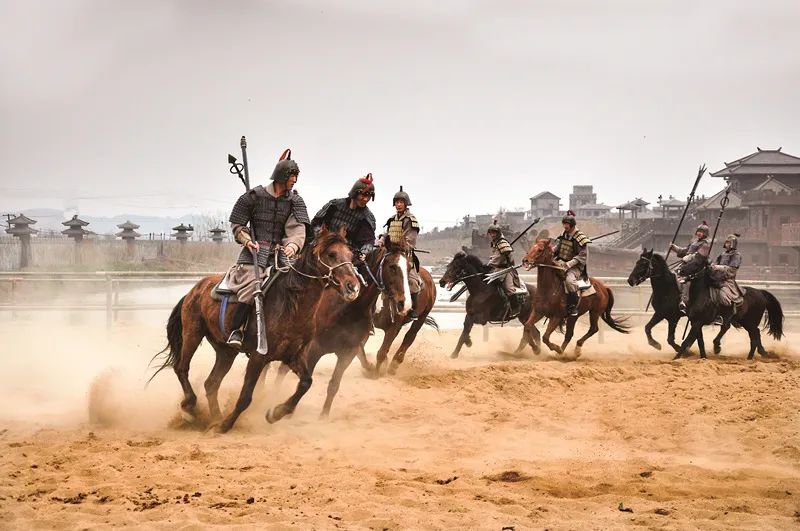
[561, 210, 576, 227]
[695, 221, 709, 238]
[724, 233, 740, 250]
[392, 186, 412, 207]
[348, 173, 375, 200]
[270, 148, 299, 182]
[487, 220, 502, 236]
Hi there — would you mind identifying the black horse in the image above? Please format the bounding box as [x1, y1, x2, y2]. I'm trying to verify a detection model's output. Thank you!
[678, 265, 784, 359]
[439, 251, 539, 358]
[627, 248, 683, 352]
[630, 249, 785, 360]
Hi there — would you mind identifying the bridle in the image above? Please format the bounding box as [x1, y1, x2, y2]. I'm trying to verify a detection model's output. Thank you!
[273, 247, 357, 287]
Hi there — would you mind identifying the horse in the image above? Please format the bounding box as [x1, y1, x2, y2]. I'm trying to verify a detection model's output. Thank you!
[438, 251, 539, 359]
[372, 240, 439, 376]
[675, 263, 784, 360]
[269, 241, 423, 418]
[151, 227, 361, 432]
[522, 239, 629, 357]
[627, 248, 683, 352]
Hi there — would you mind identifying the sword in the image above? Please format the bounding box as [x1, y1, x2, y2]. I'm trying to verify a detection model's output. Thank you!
[228, 136, 268, 355]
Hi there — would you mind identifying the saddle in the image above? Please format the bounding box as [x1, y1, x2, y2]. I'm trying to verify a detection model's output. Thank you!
[212, 267, 283, 337]
[577, 279, 596, 298]
[491, 286, 529, 323]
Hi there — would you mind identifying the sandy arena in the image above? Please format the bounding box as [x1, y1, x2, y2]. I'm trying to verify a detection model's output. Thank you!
[0, 315, 798, 529]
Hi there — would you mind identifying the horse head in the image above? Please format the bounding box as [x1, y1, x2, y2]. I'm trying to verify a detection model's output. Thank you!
[379, 238, 414, 316]
[310, 226, 361, 301]
[439, 250, 479, 290]
[522, 238, 554, 270]
[628, 246, 655, 286]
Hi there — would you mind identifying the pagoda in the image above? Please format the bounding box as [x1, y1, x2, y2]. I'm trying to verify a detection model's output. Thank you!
[5, 214, 38, 268]
[172, 223, 194, 243]
[61, 214, 92, 242]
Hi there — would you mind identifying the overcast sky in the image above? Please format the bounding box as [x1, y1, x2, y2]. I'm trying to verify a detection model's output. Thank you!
[1, 0, 799, 229]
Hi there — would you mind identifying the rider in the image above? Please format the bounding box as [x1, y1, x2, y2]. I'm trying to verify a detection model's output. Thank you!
[669, 221, 710, 314]
[376, 186, 421, 319]
[311, 173, 377, 260]
[712, 233, 744, 310]
[226, 149, 310, 348]
[553, 210, 590, 317]
[486, 221, 522, 317]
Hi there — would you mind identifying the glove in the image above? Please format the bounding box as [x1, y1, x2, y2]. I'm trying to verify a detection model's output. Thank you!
[682, 254, 694, 263]
[554, 259, 567, 270]
[566, 259, 579, 269]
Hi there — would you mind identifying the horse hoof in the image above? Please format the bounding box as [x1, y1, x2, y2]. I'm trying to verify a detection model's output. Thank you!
[318, 411, 330, 421]
[450, 352, 459, 359]
[649, 341, 662, 351]
[464, 337, 473, 348]
[573, 347, 582, 359]
[672, 353, 682, 360]
[713, 344, 721, 355]
[388, 363, 398, 376]
[181, 410, 196, 423]
[215, 422, 232, 434]
[265, 409, 278, 424]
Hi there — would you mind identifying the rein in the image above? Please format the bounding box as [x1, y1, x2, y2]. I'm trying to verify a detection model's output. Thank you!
[273, 248, 356, 287]
[362, 254, 387, 292]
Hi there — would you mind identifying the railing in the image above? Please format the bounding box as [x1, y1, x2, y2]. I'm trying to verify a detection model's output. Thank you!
[1, 272, 798, 330]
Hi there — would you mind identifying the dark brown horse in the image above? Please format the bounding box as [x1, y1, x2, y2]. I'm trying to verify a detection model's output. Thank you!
[151, 227, 361, 432]
[372, 240, 439, 376]
[438, 251, 539, 358]
[522, 239, 629, 357]
[270, 242, 417, 417]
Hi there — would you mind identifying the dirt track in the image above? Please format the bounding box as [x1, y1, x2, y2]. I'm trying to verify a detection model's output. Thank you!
[1, 318, 798, 529]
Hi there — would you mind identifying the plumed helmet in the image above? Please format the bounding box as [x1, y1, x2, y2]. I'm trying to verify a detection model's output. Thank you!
[392, 185, 412, 207]
[348, 173, 375, 200]
[270, 149, 300, 182]
[695, 221, 710, 238]
[724, 233, 740, 250]
[561, 210, 577, 227]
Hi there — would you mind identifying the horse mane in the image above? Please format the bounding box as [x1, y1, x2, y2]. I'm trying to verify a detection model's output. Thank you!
[461, 252, 490, 273]
[270, 231, 348, 320]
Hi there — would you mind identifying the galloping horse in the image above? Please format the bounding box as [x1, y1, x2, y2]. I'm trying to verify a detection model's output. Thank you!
[270, 241, 423, 418]
[372, 239, 438, 375]
[522, 239, 629, 357]
[627, 248, 683, 352]
[675, 263, 784, 360]
[439, 251, 539, 358]
[152, 227, 361, 432]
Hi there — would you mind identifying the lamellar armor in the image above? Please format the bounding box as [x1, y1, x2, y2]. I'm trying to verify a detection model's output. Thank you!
[229, 186, 310, 267]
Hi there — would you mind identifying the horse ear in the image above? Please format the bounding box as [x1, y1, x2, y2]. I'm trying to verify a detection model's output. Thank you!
[337, 225, 347, 240]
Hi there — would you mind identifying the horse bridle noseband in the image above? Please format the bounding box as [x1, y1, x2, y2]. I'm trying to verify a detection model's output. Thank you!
[274, 249, 357, 287]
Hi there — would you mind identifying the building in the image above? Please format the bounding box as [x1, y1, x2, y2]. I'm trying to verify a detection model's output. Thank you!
[569, 185, 597, 211]
[61, 215, 92, 242]
[576, 203, 613, 218]
[529, 191, 560, 218]
[710, 147, 800, 191]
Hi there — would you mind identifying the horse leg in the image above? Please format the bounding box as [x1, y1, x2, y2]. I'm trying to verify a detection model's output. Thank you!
[745, 326, 762, 360]
[389, 315, 427, 375]
[203, 346, 237, 422]
[218, 353, 269, 433]
[266, 357, 317, 424]
[574, 311, 600, 358]
[696, 325, 707, 359]
[174, 321, 205, 421]
[560, 317, 577, 353]
[675, 325, 697, 360]
[321, 349, 358, 419]
[355, 343, 375, 375]
[644, 312, 665, 350]
[273, 361, 292, 389]
[712, 319, 732, 355]
[376, 325, 402, 376]
[667, 317, 681, 353]
[542, 316, 563, 355]
[451, 315, 474, 359]
[523, 313, 542, 355]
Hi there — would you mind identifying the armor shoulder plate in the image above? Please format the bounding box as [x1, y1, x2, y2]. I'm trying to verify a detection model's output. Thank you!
[312, 198, 340, 226]
[229, 190, 255, 225]
[406, 212, 420, 230]
[573, 230, 590, 246]
[364, 207, 377, 231]
[497, 238, 513, 254]
[290, 191, 310, 225]
[251, 185, 269, 198]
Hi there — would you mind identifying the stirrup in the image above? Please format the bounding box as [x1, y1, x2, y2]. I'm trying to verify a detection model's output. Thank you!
[227, 329, 243, 348]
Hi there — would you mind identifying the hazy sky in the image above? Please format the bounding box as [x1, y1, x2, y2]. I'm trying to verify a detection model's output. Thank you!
[2, 0, 799, 229]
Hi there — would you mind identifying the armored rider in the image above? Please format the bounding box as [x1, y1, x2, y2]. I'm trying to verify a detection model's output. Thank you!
[712, 233, 743, 309]
[376, 186, 421, 319]
[669, 221, 711, 314]
[553, 210, 590, 317]
[225, 149, 310, 348]
[487, 221, 522, 317]
[311, 173, 377, 259]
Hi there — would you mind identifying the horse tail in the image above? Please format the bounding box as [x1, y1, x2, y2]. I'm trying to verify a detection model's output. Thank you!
[601, 287, 631, 334]
[423, 315, 440, 333]
[147, 295, 185, 384]
[761, 289, 784, 341]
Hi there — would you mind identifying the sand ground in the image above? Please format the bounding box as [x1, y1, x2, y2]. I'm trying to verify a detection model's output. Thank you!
[0, 315, 798, 530]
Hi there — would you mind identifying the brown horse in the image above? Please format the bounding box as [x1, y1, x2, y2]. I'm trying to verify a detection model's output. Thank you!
[270, 242, 415, 417]
[151, 227, 361, 432]
[372, 240, 439, 376]
[522, 239, 629, 357]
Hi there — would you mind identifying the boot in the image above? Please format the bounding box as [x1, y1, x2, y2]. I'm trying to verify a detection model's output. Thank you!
[226, 303, 251, 348]
[566, 292, 579, 317]
[508, 293, 521, 318]
[406, 292, 419, 320]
